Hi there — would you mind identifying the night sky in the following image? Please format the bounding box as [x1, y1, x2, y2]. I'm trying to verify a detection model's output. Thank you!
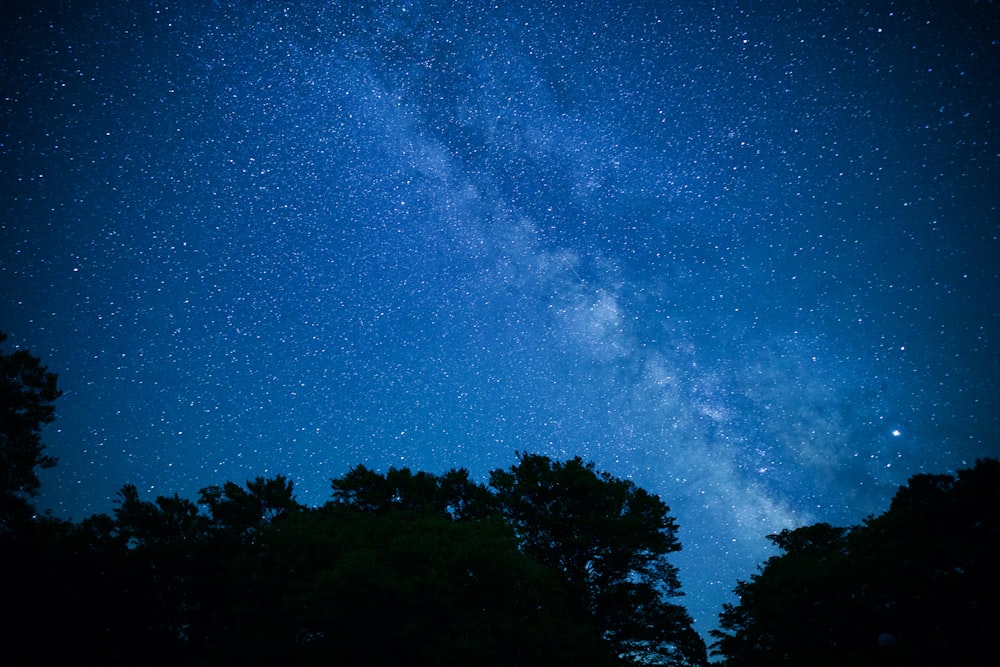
[2, 0, 998, 641]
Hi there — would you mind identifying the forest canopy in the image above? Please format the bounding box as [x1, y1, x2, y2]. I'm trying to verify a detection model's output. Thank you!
[2, 460, 707, 666]
[2, 334, 998, 666]
[0, 334, 707, 665]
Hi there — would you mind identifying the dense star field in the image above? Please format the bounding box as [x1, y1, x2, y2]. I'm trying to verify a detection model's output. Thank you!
[2, 0, 997, 640]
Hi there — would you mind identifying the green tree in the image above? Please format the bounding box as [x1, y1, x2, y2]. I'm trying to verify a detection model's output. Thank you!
[711, 458, 1000, 667]
[0, 332, 62, 528]
[490, 453, 707, 666]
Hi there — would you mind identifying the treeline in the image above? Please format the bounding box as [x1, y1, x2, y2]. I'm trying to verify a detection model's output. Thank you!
[2, 456, 707, 666]
[3, 334, 999, 665]
[6, 335, 707, 666]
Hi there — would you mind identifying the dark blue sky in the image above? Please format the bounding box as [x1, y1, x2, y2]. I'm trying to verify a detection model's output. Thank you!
[3, 0, 998, 641]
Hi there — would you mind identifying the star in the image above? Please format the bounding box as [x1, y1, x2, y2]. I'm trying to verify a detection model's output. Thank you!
[2, 0, 996, 645]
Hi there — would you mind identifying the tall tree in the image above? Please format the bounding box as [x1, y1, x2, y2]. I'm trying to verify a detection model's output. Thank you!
[490, 453, 707, 666]
[711, 458, 1000, 667]
[0, 332, 62, 529]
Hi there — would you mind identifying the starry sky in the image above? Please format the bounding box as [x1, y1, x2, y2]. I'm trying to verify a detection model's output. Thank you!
[2, 0, 998, 641]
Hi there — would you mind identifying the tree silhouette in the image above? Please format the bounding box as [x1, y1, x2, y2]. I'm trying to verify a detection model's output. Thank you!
[198, 474, 299, 543]
[330, 464, 496, 518]
[0, 340, 708, 666]
[711, 458, 1000, 666]
[0, 331, 62, 529]
[490, 453, 707, 666]
[232, 505, 615, 666]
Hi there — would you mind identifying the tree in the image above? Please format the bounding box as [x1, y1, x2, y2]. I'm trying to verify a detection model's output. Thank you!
[329, 464, 496, 519]
[198, 474, 299, 543]
[490, 453, 707, 666]
[227, 506, 616, 667]
[710, 523, 853, 667]
[0, 332, 62, 528]
[711, 458, 1000, 666]
[1, 485, 216, 666]
[113, 484, 209, 549]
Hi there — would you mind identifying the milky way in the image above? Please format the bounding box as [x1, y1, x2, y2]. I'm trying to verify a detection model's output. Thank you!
[2, 0, 998, 640]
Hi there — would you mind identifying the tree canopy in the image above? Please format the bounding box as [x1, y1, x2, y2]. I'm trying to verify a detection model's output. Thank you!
[0, 332, 62, 529]
[1, 457, 706, 666]
[710, 458, 1000, 666]
[0, 337, 705, 667]
[490, 453, 706, 666]
[4, 335, 997, 666]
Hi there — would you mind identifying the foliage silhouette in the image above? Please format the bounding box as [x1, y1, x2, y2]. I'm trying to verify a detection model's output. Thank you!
[231, 505, 615, 666]
[12, 337, 995, 665]
[198, 474, 298, 543]
[330, 464, 498, 519]
[0, 331, 62, 529]
[1, 452, 697, 665]
[711, 458, 1000, 666]
[490, 453, 707, 666]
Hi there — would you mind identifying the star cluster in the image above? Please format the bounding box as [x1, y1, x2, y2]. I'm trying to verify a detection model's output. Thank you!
[2, 0, 998, 639]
